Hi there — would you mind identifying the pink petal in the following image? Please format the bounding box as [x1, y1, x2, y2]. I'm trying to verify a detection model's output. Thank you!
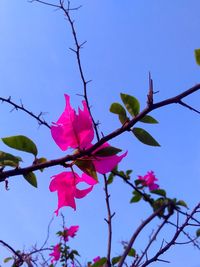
[67, 225, 79, 237]
[92, 143, 127, 174]
[75, 186, 93, 199]
[49, 244, 61, 263]
[51, 95, 78, 150]
[78, 173, 98, 185]
[74, 101, 94, 149]
[49, 171, 95, 214]
[51, 95, 94, 151]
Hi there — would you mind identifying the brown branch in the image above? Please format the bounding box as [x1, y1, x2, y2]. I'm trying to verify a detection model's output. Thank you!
[0, 97, 50, 129]
[140, 202, 200, 267]
[1, 83, 200, 181]
[0, 240, 23, 262]
[134, 214, 171, 266]
[117, 204, 168, 267]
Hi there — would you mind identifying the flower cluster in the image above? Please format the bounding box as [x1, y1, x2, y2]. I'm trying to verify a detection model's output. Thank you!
[138, 171, 159, 191]
[49, 225, 79, 264]
[50, 94, 127, 214]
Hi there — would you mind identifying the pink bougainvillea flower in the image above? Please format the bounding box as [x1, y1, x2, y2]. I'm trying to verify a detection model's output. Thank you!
[51, 94, 94, 151]
[63, 225, 79, 241]
[93, 256, 101, 263]
[49, 244, 61, 264]
[138, 171, 159, 191]
[91, 142, 128, 174]
[49, 171, 97, 215]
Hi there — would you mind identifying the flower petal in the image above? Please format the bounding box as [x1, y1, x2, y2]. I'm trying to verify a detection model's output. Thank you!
[51, 95, 94, 150]
[93, 143, 127, 174]
[75, 186, 93, 199]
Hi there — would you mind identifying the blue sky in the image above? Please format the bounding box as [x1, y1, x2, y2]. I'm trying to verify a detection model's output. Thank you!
[0, 1, 200, 266]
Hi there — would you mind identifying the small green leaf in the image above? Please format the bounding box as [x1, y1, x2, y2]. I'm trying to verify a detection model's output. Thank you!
[110, 103, 128, 124]
[91, 257, 107, 267]
[120, 93, 140, 116]
[140, 115, 158, 124]
[130, 190, 142, 203]
[176, 200, 188, 208]
[112, 256, 121, 265]
[75, 159, 98, 181]
[33, 157, 47, 172]
[196, 228, 200, 237]
[2, 135, 38, 157]
[195, 49, 200, 65]
[95, 146, 122, 157]
[107, 173, 114, 185]
[23, 172, 37, 188]
[132, 127, 160, 146]
[128, 248, 136, 257]
[151, 189, 166, 197]
[0, 151, 22, 167]
[4, 257, 13, 263]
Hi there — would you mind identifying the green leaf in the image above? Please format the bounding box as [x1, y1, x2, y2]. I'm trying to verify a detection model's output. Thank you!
[107, 173, 114, 185]
[33, 157, 47, 172]
[128, 248, 136, 257]
[0, 151, 22, 167]
[112, 256, 121, 265]
[196, 228, 200, 237]
[140, 115, 158, 124]
[151, 189, 166, 197]
[120, 93, 140, 116]
[94, 146, 122, 157]
[130, 190, 142, 203]
[110, 103, 128, 124]
[195, 49, 200, 65]
[2, 135, 38, 157]
[132, 127, 160, 146]
[91, 257, 107, 267]
[23, 172, 37, 188]
[75, 159, 98, 181]
[176, 200, 188, 208]
[4, 257, 13, 263]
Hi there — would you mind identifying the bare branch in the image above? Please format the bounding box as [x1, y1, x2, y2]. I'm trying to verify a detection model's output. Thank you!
[0, 97, 50, 129]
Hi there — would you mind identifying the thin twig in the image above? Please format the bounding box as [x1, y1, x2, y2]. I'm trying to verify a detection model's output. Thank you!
[0, 97, 50, 128]
[117, 204, 168, 267]
[140, 203, 200, 267]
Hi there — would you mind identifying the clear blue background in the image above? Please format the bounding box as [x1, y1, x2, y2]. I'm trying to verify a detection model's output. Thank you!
[0, 1, 200, 266]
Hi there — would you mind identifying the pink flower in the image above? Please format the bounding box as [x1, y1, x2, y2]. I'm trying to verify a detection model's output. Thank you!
[49, 171, 97, 215]
[63, 225, 79, 241]
[93, 256, 101, 263]
[138, 171, 159, 191]
[51, 94, 94, 151]
[91, 142, 128, 174]
[49, 244, 61, 264]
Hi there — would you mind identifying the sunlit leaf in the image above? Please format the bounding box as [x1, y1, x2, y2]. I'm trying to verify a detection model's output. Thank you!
[140, 115, 158, 124]
[120, 93, 140, 116]
[176, 200, 188, 208]
[128, 248, 136, 257]
[110, 103, 128, 124]
[195, 49, 200, 65]
[0, 151, 22, 167]
[75, 159, 98, 181]
[130, 190, 142, 203]
[112, 256, 121, 265]
[2, 135, 38, 157]
[132, 127, 160, 146]
[107, 173, 114, 185]
[4, 257, 13, 263]
[151, 189, 166, 197]
[23, 172, 37, 188]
